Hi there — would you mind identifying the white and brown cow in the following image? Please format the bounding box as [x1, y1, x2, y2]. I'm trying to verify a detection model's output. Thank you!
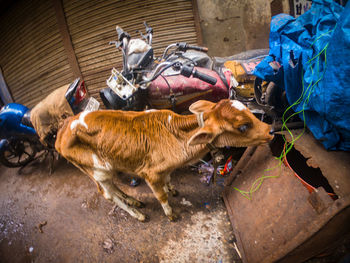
[55, 99, 273, 221]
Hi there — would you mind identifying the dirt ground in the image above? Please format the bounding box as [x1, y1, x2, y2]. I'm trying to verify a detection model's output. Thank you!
[0, 156, 241, 263]
[1, 151, 349, 263]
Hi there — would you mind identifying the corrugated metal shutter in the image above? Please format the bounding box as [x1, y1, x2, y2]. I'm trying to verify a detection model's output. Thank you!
[0, 0, 198, 108]
[0, 0, 74, 108]
[63, 0, 198, 101]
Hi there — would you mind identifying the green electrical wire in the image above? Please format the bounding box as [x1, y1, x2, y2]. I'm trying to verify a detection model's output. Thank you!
[233, 28, 335, 200]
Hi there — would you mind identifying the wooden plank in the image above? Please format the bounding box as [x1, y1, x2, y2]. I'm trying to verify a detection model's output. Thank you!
[53, 0, 82, 79]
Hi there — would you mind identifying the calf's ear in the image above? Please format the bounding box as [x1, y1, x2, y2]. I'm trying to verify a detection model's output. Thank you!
[188, 127, 215, 146]
[189, 100, 216, 114]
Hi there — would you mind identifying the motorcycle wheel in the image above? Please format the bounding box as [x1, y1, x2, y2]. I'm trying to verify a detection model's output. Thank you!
[0, 138, 37, 168]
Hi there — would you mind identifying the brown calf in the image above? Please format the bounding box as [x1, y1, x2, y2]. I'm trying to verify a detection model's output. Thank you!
[55, 99, 273, 221]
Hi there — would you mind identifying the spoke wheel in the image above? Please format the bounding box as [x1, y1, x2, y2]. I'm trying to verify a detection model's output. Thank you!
[0, 139, 37, 168]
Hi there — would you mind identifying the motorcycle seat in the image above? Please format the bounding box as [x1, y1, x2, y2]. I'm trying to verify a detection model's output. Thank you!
[21, 109, 34, 128]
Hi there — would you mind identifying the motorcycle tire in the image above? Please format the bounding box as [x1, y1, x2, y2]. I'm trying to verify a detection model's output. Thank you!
[0, 138, 37, 168]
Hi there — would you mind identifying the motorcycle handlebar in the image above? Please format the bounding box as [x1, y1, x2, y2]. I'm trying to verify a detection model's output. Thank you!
[193, 69, 217, 85]
[161, 43, 209, 60]
[177, 42, 208, 52]
[186, 45, 208, 52]
[180, 65, 217, 85]
[141, 62, 217, 86]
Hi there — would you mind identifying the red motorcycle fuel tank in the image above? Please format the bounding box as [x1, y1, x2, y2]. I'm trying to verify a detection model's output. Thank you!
[147, 67, 231, 112]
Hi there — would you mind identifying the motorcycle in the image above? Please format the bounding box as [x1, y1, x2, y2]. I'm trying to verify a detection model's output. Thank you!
[99, 22, 274, 114]
[0, 78, 99, 170]
[0, 103, 40, 168]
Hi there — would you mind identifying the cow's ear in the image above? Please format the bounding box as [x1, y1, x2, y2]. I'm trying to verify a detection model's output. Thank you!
[188, 127, 215, 146]
[189, 100, 216, 114]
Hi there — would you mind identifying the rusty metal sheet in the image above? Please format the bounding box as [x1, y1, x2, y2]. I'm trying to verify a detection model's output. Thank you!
[281, 129, 350, 198]
[223, 140, 350, 263]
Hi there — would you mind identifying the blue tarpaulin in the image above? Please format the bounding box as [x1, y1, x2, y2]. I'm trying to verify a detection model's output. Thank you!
[254, 0, 350, 151]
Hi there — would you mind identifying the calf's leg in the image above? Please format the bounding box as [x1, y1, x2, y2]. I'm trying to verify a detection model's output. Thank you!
[146, 176, 178, 221]
[164, 174, 178, 197]
[62, 147, 146, 221]
[89, 154, 146, 221]
[97, 178, 146, 221]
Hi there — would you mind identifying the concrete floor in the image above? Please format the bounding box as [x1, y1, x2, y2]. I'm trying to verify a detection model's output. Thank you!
[0, 157, 240, 263]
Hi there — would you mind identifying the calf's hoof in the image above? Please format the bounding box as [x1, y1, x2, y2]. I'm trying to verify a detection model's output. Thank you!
[130, 207, 147, 222]
[167, 212, 179, 222]
[138, 213, 149, 222]
[125, 197, 145, 208]
[171, 189, 179, 197]
[131, 200, 145, 208]
[137, 201, 146, 208]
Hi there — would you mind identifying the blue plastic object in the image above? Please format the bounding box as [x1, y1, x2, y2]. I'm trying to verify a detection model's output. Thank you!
[254, 0, 350, 151]
[0, 103, 36, 138]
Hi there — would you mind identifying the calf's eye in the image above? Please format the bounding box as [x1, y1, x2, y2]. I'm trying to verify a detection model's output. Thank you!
[238, 124, 249, 133]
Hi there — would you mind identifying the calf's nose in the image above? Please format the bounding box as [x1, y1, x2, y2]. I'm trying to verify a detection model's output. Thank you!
[265, 124, 275, 141]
